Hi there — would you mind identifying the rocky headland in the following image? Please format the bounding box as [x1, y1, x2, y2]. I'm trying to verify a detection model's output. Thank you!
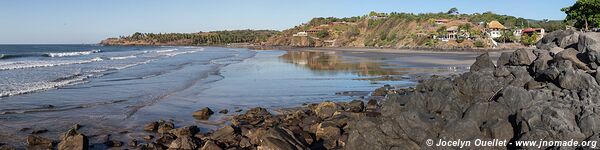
[4, 29, 600, 150]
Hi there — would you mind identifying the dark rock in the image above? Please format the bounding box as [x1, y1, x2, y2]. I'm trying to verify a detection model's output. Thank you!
[578, 32, 600, 53]
[156, 133, 176, 146]
[316, 123, 341, 149]
[496, 52, 512, 66]
[509, 49, 536, 66]
[19, 128, 31, 132]
[26, 135, 53, 148]
[314, 102, 342, 119]
[128, 139, 138, 147]
[139, 142, 165, 150]
[168, 137, 200, 150]
[207, 125, 242, 147]
[57, 129, 89, 150]
[30, 129, 48, 134]
[143, 121, 159, 132]
[219, 109, 229, 114]
[371, 86, 389, 96]
[104, 140, 123, 147]
[346, 100, 364, 112]
[170, 126, 199, 137]
[531, 49, 553, 75]
[193, 107, 215, 120]
[366, 99, 377, 110]
[537, 29, 580, 50]
[494, 66, 511, 77]
[232, 107, 272, 127]
[555, 48, 590, 70]
[235, 109, 243, 112]
[257, 127, 308, 150]
[201, 140, 222, 150]
[470, 53, 495, 72]
[144, 135, 154, 140]
[157, 120, 175, 134]
[557, 68, 598, 90]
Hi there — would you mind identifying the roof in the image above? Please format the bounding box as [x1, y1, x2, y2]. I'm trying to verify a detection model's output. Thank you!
[488, 21, 506, 29]
[522, 28, 544, 33]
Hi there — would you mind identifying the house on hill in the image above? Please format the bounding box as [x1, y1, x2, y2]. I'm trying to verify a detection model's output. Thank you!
[487, 21, 506, 38]
[293, 32, 308, 37]
[522, 28, 545, 39]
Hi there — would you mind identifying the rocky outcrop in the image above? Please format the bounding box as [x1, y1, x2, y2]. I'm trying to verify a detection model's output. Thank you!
[343, 30, 600, 149]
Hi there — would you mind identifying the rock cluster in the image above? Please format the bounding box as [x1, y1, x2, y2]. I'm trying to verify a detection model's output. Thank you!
[135, 102, 378, 150]
[346, 30, 600, 149]
[23, 127, 88, 150]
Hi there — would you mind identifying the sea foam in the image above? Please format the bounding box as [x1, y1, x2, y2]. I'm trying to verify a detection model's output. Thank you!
[0, 57, 104, 71]
[44, 50, 101, 57]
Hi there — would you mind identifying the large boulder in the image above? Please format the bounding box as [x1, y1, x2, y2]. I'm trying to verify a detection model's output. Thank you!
[315, 122, 341, 149]
[256, 127, 308, 150]
[346, 100, 364, 113]
[57, 129, 89, 150]
[470, 53, 495, 72]
[557, 68, 598, 90]
[496, 52, 512, 66]
[314, 102, 342, 119]
[537, 29, 580, 50]
[555, 48, 590, 70]
[509, 49, 536, 66]
[578, 32, 600, 53]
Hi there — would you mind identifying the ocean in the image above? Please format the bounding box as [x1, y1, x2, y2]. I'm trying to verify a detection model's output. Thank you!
[0, 45, 470, 146]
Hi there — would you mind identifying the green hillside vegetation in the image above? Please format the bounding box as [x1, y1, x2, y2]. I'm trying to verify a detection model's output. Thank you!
[267, 10, 566, 48]
[101, 30, 279, 46]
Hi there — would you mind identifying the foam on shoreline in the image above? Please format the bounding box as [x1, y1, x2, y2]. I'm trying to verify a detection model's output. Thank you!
[43, 49, 101, 57]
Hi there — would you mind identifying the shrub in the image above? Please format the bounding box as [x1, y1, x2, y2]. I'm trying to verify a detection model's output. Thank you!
[474, 40, 485, 48]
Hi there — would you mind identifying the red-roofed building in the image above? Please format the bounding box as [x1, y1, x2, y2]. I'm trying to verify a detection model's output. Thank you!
[521, 28, 545, 39]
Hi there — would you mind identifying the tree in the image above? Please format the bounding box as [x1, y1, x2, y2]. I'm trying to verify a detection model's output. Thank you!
[561, 0, 600, 30]
[316, 30, 330, 38]
[447, 7, 459, 15]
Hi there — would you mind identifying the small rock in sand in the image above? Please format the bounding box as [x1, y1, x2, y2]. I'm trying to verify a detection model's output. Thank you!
[193, 107, 214, 120]
[219, 109, 229, 114]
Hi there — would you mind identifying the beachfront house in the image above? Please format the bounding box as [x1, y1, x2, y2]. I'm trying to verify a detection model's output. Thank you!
[435, 26, 459, 41]
[487, 21, 506, 39]
[293, 32, 308, 37]
[514, 29, 523, 38]
[522, 28, 545, 40]
[447, 26, 459, 39]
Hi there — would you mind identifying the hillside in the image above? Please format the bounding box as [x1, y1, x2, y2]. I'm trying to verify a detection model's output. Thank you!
[266, 11, 566, 49]
[100, 30, 279, 46]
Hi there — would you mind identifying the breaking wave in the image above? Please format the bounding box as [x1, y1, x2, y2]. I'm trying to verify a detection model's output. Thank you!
[44, 50, 101, 57]
[0, 57, 104, 71]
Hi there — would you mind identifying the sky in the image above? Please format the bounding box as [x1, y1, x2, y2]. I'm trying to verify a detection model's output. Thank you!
[0, 0, 576, 44]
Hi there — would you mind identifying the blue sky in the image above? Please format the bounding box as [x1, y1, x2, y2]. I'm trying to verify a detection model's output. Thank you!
[0, 0, 576, 44]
